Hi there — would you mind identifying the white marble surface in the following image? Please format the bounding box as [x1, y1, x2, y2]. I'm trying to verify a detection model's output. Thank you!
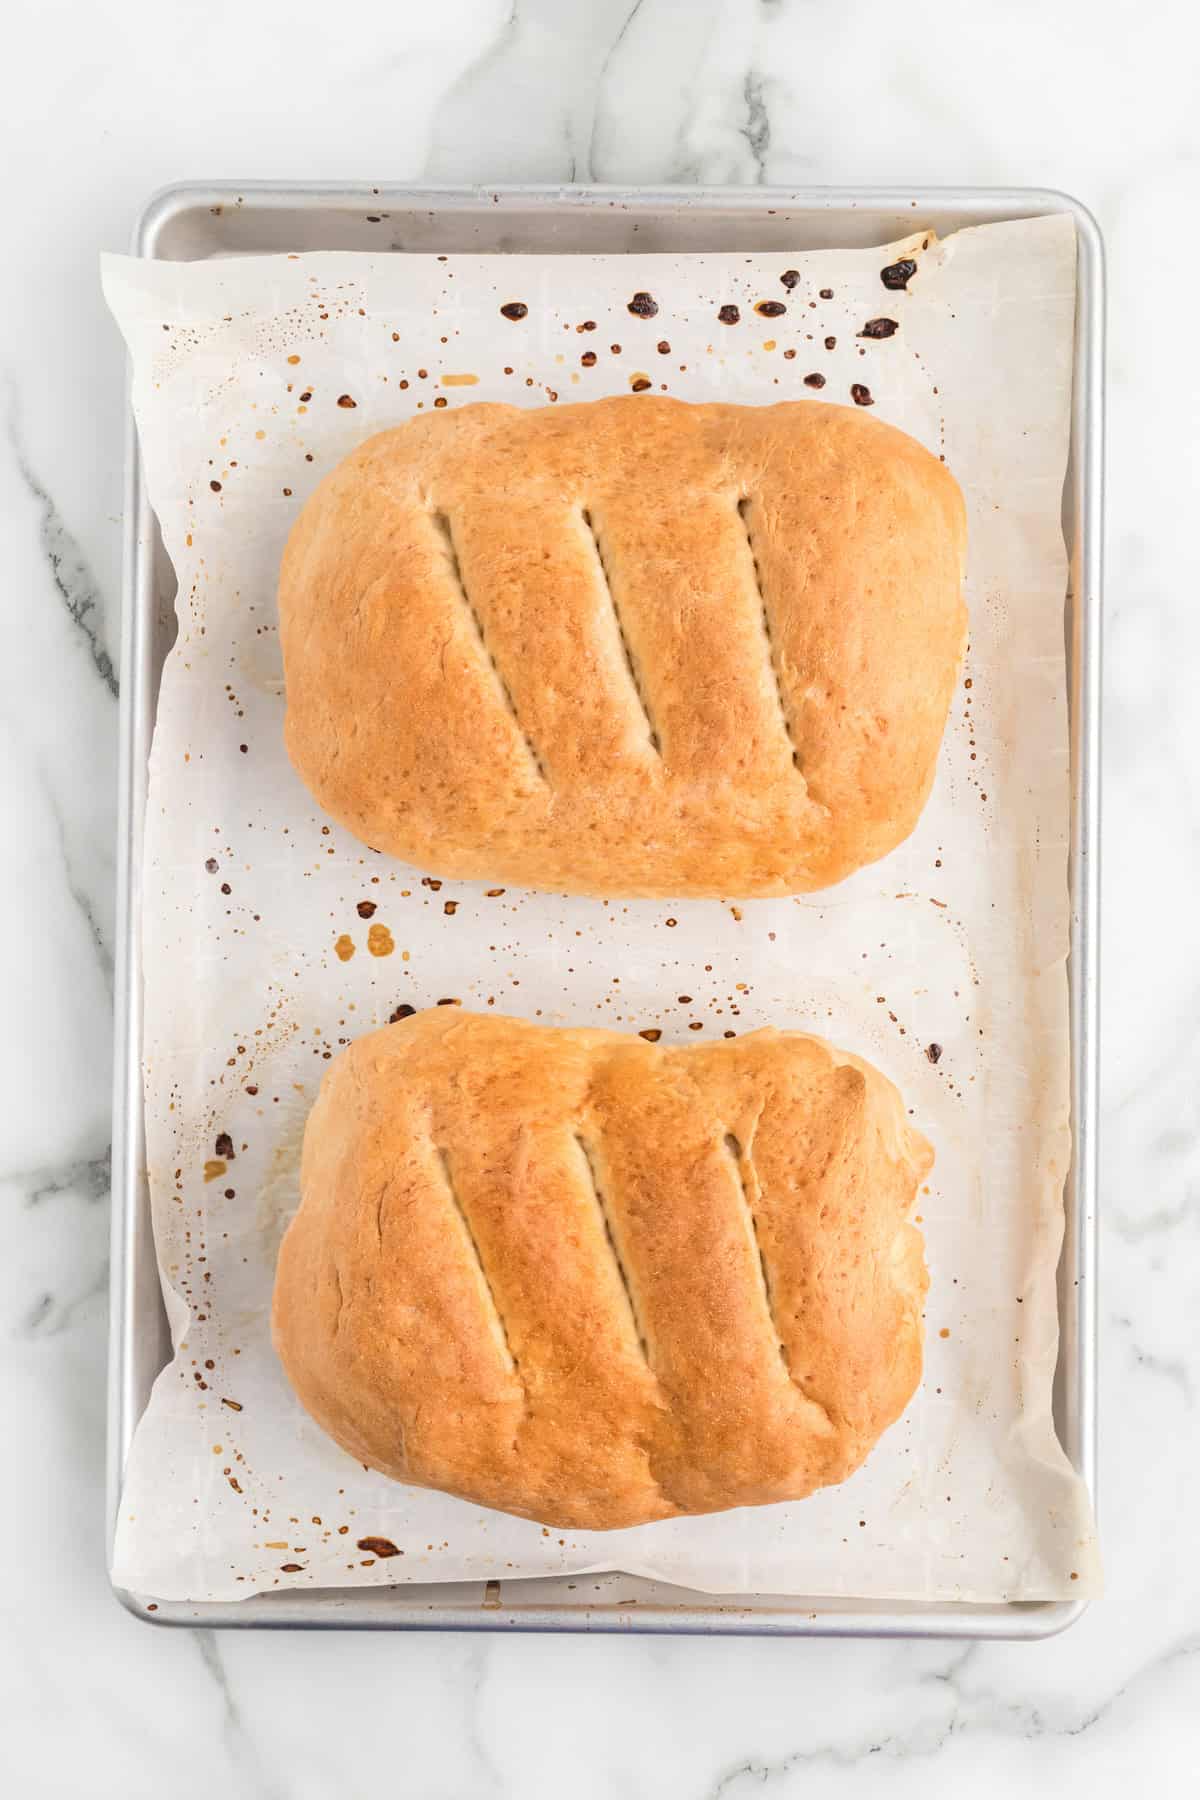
[1, 0, 1197, 1792]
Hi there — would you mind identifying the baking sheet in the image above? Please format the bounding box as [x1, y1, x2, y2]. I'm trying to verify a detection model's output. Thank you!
[103, 216, 1100, 1604]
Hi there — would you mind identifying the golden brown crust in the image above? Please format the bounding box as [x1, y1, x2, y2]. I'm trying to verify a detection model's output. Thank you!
[279, 396, 967, 897]
[272, 1011, 932, 1529]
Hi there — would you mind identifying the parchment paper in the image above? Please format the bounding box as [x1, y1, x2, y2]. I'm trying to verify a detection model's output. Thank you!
[103, 215, 1100, 1604]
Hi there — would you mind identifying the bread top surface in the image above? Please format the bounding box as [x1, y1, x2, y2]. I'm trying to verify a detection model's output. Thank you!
[272, 1009, 932, 1530]
[279, 396, 967, 897]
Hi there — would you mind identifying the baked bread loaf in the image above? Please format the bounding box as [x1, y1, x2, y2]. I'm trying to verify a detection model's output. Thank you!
[279, 396, 966, 897]
[272, 1010, 932, 1530]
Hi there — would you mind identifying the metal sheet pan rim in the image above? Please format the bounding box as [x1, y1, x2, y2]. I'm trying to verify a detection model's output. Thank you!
[107, 181, 1102, 1638]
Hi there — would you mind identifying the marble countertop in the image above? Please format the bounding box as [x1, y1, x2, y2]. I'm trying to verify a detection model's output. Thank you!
[2, 0, 1196, 1793]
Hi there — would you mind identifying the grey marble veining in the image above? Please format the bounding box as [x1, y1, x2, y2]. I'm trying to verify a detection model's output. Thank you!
[2, 0, 1199, 1793]
[10, 406, 119, 700]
